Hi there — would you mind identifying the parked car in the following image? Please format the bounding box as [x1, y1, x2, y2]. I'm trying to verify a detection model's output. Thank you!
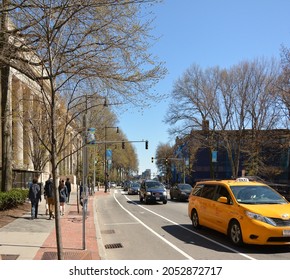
[109, 181, 117, 188]
[188, 177, 290, 246]
[139, 180, 167, 204]
[170, 183, 192, 201]
[245, 176, 290, 201]
[123, 180, 131, 191]
[128, 181, 140, 195]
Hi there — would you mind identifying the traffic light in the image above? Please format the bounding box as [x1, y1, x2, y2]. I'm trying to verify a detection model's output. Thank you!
[165, 158, 168, 165]
[122, 140, 125, 149]
[145, 140, 148, 149]
[151, 157, 154, 163]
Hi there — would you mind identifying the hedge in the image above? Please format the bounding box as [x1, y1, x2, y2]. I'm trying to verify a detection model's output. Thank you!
[0, 189, 29, 211]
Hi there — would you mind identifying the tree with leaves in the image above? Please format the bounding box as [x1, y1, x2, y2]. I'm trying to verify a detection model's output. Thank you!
[155, 143, 174, 184]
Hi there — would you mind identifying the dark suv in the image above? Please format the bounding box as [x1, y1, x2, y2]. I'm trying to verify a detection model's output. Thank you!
[139, 180, 167, 204]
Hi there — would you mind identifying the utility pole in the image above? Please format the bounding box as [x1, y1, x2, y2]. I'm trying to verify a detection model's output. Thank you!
[82, 105, 88, 250]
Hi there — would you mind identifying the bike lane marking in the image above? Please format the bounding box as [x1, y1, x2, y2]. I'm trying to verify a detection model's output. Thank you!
[113, 191, 194, 260]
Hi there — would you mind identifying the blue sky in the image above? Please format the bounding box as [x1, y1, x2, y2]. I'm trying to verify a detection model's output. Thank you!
[116, 0, 290, 176]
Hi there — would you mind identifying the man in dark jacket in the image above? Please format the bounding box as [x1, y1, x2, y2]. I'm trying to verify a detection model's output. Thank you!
[28, 178, 41, 219]
[65, 178, 72, 203]
[44, 174, 55, 219]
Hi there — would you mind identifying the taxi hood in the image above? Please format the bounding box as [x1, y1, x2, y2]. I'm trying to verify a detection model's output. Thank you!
[241, 203, 290, 219]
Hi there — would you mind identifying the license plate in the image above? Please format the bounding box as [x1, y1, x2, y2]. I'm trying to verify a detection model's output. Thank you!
[282, 230, 290, 237]
[155, 193, 160, 200]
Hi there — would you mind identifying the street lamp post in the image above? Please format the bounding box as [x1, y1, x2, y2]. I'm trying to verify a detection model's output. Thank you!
[82, 105, 88, 250]
[82, 97, 106, 249]
[92, 145, 98, 192]
[104, 126, 119, 193]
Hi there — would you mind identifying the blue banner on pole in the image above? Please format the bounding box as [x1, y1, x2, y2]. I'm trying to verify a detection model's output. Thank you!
[106, 149, 112, 159]
[106, 149, 112, 170]
[212, 151, 217, 162]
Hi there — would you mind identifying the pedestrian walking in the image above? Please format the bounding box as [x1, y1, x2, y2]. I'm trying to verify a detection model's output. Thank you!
[28, 178, 41, 219]
[59, 179, 67, 216]
[65, 178, 71, 203]
[43, 182, 49, 215]
[44, 174, 55, 220]
[43, 193, 49, 215]
[79, 181, 84, 206]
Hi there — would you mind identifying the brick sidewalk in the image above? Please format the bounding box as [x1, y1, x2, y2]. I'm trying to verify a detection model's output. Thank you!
[34, 191, 108, 260]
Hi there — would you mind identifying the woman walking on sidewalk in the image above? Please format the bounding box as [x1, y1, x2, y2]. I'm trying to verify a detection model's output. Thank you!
[28, 178, 42, 219]
[59, 179, 67, 216]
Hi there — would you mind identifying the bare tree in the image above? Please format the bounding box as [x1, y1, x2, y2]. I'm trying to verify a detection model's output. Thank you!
[166, 58, 285, 179]
[0, 0, 166, 259]
[279, 45, 290, 121]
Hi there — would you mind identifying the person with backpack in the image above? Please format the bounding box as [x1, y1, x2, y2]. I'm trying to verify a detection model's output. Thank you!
[28, 178, 42, 220]
[44, 174, 55, 220]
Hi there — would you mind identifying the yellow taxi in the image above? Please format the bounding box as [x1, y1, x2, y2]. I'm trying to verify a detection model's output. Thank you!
[188, 178, 290, 246]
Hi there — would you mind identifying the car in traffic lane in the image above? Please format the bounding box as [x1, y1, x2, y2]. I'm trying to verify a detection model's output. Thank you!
[170, 183, 192, 201]
[139, 180, 167, 204]
[128, 181, 140, 195]
[188, 178, 290, 246]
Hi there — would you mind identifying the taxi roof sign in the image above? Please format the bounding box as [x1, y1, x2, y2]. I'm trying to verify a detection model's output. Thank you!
[235, 177, 249, 182]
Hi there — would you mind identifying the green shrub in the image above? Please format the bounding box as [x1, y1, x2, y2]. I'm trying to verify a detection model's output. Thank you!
[0, 189, 29, 211]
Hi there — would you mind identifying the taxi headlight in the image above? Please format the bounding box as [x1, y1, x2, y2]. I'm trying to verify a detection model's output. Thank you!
[163, 191, 167, 196]
[245, 211, 277, 226]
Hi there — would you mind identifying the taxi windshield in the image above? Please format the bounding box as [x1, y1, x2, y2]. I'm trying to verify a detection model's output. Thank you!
[230, 185, 287, 205]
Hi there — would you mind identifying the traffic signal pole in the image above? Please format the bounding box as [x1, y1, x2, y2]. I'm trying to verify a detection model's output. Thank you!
[151, 157, 186, 183]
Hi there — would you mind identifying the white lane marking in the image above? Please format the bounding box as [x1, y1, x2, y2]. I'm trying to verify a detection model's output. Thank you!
[104, 222, 139, 226]
[123, 194, 257, 260]
[113, 192, 194, 260]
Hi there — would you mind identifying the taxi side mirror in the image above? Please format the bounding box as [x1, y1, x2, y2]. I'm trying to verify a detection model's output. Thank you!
[217, 196, 228, 204]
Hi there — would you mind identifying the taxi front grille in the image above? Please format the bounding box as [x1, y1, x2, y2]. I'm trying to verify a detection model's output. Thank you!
[271, 218, 290, 227]
[267, 237, 290, 242]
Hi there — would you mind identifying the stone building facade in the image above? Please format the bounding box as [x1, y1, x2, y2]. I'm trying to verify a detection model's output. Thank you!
[0, 67, 82, 188]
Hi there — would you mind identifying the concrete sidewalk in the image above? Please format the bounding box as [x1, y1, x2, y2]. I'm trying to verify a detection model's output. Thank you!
[0, 187, 109, 260]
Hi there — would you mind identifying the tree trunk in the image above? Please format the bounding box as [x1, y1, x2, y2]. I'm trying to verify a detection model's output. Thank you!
[51, 91, 64, 260]
[1, 65, 12, 192]
[1, 0, 13, 192]
[52, 162, 64, 260]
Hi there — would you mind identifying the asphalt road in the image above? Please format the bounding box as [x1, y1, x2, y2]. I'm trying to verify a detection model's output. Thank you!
[94, 188, 290, 260]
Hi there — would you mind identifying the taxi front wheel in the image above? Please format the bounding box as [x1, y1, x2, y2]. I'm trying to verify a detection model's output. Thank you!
[191, 210, 200, 229]
[229, 220, 243, 246]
